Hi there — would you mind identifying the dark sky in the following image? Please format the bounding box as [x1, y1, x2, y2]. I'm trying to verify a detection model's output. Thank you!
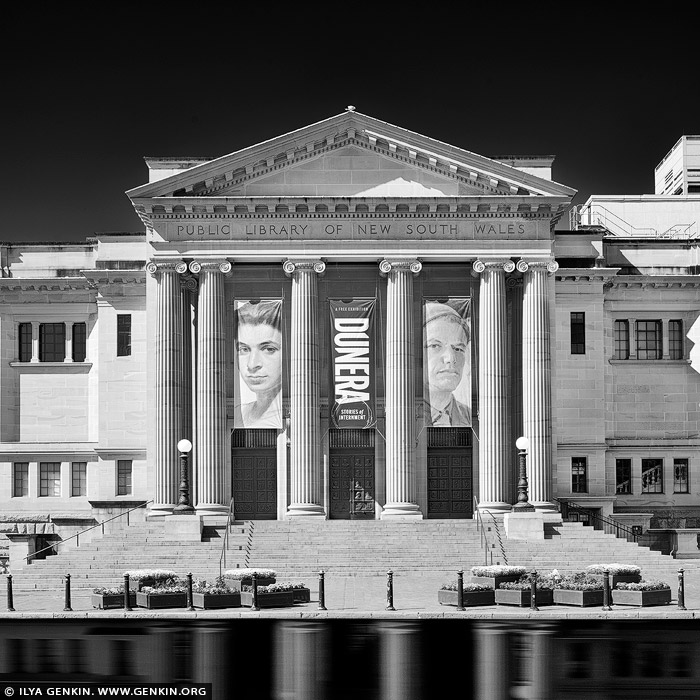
[2, 14, 697, 243]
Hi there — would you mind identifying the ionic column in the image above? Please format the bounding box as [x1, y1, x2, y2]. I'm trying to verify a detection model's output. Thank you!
[147, 260, 184, 515]
[64, 322, 73, 362]
[191, 259, 231, 516]
[519, 258, 558, 509]
[473, 259, 514, 511]
[284, 259, 325, 517]
[507, 277, 524, 503]
[380, 258, 422, 519]
[179, 269, 197, 506]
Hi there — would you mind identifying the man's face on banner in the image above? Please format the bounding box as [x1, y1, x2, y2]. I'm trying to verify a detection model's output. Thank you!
[424, 317, 468, 392]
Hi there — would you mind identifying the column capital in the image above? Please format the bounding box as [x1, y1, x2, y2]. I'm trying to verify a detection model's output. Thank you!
[283, 258, 326, 277]
[189, 259, 232, 275]
[146, 260, 183, 275]
[379, 258, 422, 276]
[472, 259, 516, 274]
[517, 258, 559, 274]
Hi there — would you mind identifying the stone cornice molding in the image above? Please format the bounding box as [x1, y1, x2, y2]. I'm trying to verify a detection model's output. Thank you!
[283, 259, 326, 277]
[606, 276, 700, 289]
[378, 258, 422, 276]
[0, 277, 96, 292]
[80, 270, 146, 288]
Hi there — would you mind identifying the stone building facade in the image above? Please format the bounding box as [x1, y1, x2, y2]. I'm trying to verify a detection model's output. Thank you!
[1, 110, 698, 547]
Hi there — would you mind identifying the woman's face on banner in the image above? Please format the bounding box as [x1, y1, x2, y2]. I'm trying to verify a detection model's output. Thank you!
[424, 317, 468, 392]
[237, 322, 282, 395]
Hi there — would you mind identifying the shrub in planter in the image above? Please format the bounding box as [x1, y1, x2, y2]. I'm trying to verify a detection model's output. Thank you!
[191, 577, 241, 609]
[469, 565, 528, 589]
[240, 583, 295, 608]
[91, 585, 136, 610]
[223, 568, 276, 591]
[123, 569, 179, 591]
[135, 583, 188, 609]
[585, 564, 642, 587]
[612, 580, 672, 607]
[439, 581, 495, 607]
[494, 574, 555, 607]
[552, 574, 604, 607]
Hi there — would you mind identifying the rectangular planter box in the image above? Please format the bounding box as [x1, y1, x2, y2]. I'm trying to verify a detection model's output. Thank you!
[226, 577, 276, 592]
[553, 588, 604, 607]
[135, 591, 188, 609]
[470, 575, 524, 589]
[91, 593, 136, 610]
[494, 588, 554, 607]
[611, 588, 672, 607]
[438, 589, 495, 607]
[292, 587, 311, 604]
[192, 592, 241, 609]
[240, 590, 295, 608]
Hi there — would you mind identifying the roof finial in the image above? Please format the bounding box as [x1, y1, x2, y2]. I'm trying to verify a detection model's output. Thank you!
[346, 105, 356, 112]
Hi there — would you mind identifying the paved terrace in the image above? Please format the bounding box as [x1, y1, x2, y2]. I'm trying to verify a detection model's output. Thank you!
[3, 569, 700, 620]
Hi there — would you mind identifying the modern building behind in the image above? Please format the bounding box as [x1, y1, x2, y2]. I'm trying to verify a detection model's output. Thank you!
[0, 111, 698, 557]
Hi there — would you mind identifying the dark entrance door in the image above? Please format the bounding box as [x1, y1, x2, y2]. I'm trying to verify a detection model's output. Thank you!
[427, 428, 473, 518]
[232, 429, 277, 520]
[329, 429, 375, 519]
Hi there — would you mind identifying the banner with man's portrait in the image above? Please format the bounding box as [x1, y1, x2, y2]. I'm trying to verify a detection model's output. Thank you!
[233, 299, 283, 429]
[329, 298, 376, 429]
[422, 298, 472, 427]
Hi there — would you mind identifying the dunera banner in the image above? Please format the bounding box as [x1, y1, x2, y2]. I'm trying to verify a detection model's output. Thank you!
[233, 299, 283, 429]
[423, 298, 472, 428]
[329, 298, 376, 429]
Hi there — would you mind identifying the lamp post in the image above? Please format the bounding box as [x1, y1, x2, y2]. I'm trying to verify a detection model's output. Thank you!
[513, 436, 534, 512]
[173, 438, 195, 514]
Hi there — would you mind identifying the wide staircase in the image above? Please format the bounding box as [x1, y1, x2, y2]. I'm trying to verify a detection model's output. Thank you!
[9, 517, 696, 591]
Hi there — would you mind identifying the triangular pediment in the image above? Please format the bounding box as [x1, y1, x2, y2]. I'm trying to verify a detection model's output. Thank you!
[127, 110, 576, 201]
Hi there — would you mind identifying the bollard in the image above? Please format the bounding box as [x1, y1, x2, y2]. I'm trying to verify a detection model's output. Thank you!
[123, 573, 132, 611]
[7, 574, 15, 612]
[386, 570, 395, 611]
[456, 570, 465, 611]
[187, 572, 194, 611]
[602, 568, 611, 611]
[318, 570, 327, 611]
[251, 573, 260, 611]
[64, 573, 72, 612]
[530, 569, 539, 611]
[678, 568, 687, 610]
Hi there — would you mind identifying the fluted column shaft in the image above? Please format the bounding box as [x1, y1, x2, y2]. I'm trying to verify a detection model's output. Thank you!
[192, 259, 230, 515]
[149, 262, 183, 513]
[474, 259, 513, 510]
[285, 259, 325, 517]
[521, 259, 557, 508]
[380, 258, 422, 519]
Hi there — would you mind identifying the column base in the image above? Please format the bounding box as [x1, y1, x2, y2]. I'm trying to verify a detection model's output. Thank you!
[381, 503, 423, 520]
[195, 503, 229, 517]
[286, 503, 326, 518]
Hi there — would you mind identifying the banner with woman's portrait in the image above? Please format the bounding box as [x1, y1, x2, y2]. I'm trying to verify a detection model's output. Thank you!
[422, 298, 472, 427]
[233, 299, 283, 429]
[329, 298, 376, 429]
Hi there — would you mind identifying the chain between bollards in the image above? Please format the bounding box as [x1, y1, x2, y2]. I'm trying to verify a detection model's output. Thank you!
[386, 570, 395, 611]
[456, 570, 465, 611]
[529, 569, 538, 611]
[6, 574, 15, 612]
[678, 568, 686, 610]
[602, 568, 612, 610]
[318, 570, 327, 611]
[251, 573, 260, 611]
[64, 573, 72, 612]
[123, 573, 132, 611]
[186, 572, 195, 611]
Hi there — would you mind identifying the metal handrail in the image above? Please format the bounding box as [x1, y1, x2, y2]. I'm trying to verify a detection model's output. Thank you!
[555, 498, 639, 542]
[485, 510, 508, 565]
[472, 497, 508, 566]
[219, 497, 235, 579]
[23, 499, 153, 563]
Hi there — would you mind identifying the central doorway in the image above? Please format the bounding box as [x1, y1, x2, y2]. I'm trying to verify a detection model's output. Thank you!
[232, 429, 277, 520]
[329, 429, 375, 519]
[427, 428, 473, 518]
